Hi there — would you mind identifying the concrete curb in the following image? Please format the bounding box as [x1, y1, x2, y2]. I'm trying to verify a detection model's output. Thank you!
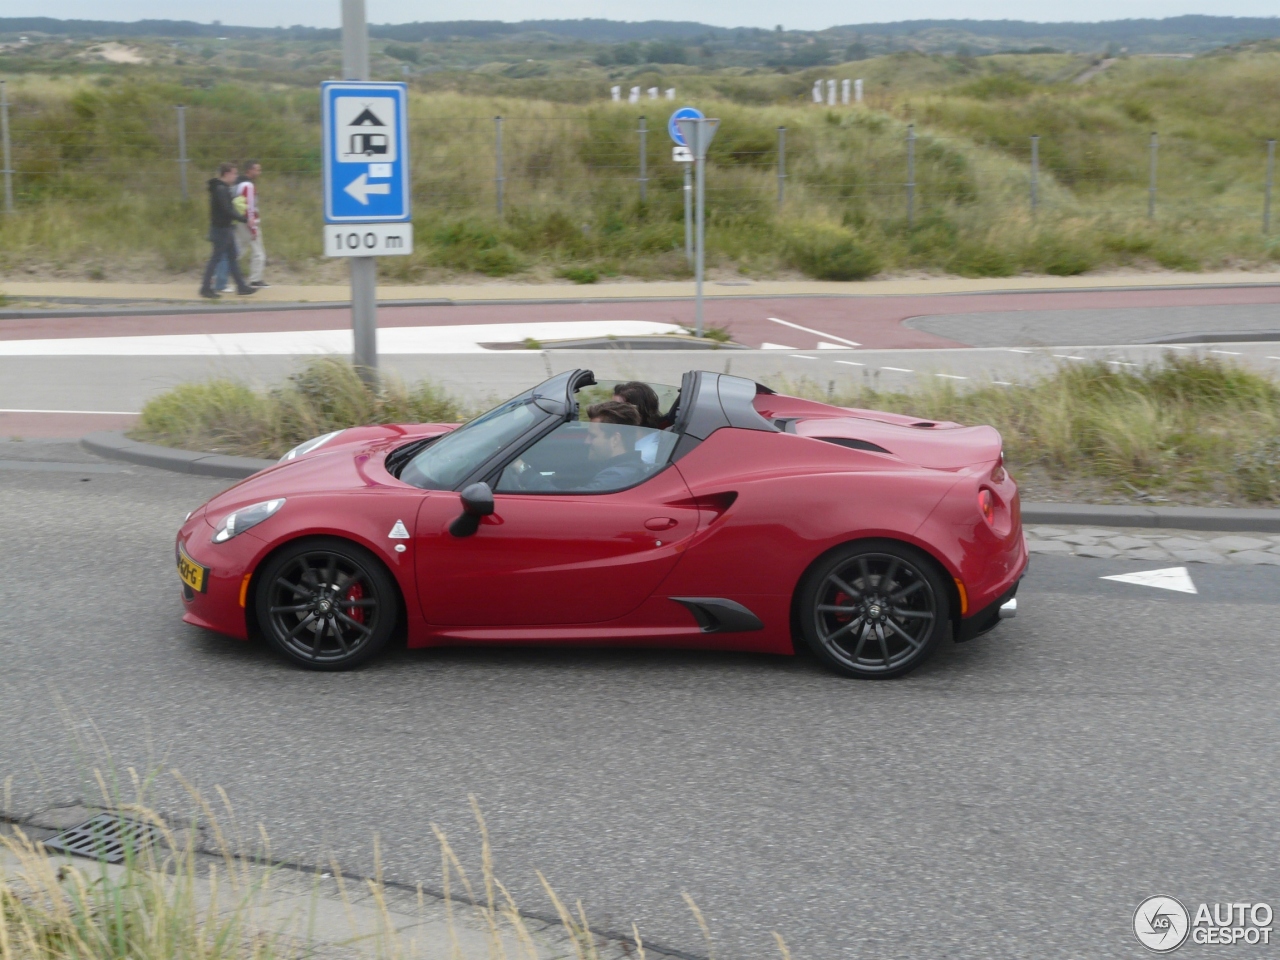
[81, 431, 275, 480]
[1020, 502, 1280, 533]
[81, 431, 1280, 530]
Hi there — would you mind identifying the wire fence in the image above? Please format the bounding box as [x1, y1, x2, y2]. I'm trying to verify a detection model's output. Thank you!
[0, 92, 1276, 238]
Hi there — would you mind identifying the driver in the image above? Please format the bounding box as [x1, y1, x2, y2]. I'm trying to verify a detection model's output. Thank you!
[583, 401, 649, 491]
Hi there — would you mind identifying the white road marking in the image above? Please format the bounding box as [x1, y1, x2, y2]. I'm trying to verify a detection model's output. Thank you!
[935, 373, 968, 380]
[1209, 349, 1241, 356]
[1105, 360, 1138, 367]
[1007, 348, 1033, 354]
[881, 367, 914, 373]
[834, 360, 864, 366]
[817, 341, 849, 349]
[1101, 566, 1197, 594]
[761, 342, 798, 350]
[993, 381, 1013, 386]
[1267, 356, 1280, 361]
[789, 354, 818, 360]
[0, 321, 686, 356]
[0, 408, 141, 415]
[766, 317, 861, 348]
[1052, 354, 1087, 360]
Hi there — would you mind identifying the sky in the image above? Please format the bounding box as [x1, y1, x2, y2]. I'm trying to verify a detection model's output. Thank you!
[11, 1, 1280, 32]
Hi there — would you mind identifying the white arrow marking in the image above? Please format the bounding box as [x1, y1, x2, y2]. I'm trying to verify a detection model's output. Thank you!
[344, 172, 391, 205]
[767, 316, 861, 347]
[1101, 567, 1197, 594]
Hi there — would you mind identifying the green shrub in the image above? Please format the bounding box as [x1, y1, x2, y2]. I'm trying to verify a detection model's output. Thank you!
[947, 242, 1016, 277]
[558, 266, 599, 284]
[786, 227, 882, 280]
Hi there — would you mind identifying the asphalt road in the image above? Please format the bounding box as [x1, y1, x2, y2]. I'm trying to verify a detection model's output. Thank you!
[2, 444, 1278, 959]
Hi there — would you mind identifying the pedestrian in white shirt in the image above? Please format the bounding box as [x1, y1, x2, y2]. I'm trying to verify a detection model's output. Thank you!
[234, 160, 268, 287]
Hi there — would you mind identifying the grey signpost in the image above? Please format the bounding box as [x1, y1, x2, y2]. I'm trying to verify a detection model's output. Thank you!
[677, 116, 719, 339]
[176, 105, 189, 202]
[328, 0, 413, 381]
[342, 0, 378, 380]
[1, 80, 13, 215]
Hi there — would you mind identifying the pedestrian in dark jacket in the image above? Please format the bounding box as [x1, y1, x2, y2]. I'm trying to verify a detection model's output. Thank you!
[199, 162, 256, 299]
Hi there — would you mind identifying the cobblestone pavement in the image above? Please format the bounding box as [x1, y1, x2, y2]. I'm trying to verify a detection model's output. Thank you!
[1025, 526, 1280, 565]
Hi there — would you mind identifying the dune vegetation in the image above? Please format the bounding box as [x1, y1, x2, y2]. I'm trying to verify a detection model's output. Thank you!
[128, 355, 1280, 506]
[0, 47, 1277, 283]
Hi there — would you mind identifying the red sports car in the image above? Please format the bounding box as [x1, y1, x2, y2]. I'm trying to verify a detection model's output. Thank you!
[175, 369, 1026, 678]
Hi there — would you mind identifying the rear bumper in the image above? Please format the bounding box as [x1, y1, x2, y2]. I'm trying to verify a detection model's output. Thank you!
[956, 578, 1022, 643]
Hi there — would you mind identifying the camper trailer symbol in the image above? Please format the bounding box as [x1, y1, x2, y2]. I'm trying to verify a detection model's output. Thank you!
[350, 132, 389, 156]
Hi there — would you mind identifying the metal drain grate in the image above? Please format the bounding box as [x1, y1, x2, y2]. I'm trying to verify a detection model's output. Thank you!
[42, 813, 163, 864]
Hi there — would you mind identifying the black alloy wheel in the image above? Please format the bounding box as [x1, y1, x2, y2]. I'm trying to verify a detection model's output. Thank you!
[798, 541, 950, 679]
[256, 538, 398, 670]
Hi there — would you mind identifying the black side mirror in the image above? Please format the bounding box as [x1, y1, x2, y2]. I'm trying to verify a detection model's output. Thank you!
[449, 481, 495, 537]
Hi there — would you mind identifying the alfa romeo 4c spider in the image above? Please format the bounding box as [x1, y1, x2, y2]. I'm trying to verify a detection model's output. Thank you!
[175, 369, 1026, 678]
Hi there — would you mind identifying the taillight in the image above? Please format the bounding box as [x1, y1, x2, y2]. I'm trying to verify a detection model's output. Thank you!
[979, 488, 996, 527]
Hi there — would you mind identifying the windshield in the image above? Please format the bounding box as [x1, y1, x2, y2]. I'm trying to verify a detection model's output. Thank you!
[398, 390, 544, 490]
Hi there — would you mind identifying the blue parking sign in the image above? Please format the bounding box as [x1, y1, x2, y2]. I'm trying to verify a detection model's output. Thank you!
[322, 82, 411, 223]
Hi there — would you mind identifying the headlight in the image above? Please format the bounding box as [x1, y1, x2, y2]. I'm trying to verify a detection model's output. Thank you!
[279, 430, 342, 463]
[212, 499, 285, 543]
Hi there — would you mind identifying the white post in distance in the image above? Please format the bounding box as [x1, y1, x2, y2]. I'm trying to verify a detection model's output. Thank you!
[629, 86, 640, 104]
[611, 85, 621, 101]
[665, 88, 675, 100]
[827, 79, 836, 106]
[341, 0, 377, 380]
[855, 78, 863, 103]
[812, 80, 822, 103]
[841, 79, 850, 105]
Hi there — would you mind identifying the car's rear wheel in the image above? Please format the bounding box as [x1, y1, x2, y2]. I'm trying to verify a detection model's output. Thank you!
[798, 540, 950, 679]
[256, 538, 398, 670]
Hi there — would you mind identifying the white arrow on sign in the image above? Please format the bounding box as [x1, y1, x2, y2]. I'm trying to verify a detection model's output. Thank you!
[344, 172, 392, 206]
[1101, 567, 1198, 594]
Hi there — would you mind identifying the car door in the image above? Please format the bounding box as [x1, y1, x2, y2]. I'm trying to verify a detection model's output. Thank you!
[414, 426, 699, 627]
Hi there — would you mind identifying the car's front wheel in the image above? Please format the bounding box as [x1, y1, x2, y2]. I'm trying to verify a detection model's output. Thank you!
[797, 540, 950, 679]
[255, 538, 398, 670]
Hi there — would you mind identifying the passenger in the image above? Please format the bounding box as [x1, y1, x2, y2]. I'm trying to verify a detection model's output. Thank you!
[612, 381, 663, 427]
[583, 401, 649, 490]
[611, 381, 663, 463]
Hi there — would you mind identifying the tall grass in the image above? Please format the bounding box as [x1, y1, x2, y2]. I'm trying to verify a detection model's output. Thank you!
[809, 355, 1280, 503]
[3, 770, 748, 960]
[129, 359, 465, 459]
[2, 52, 1279, 282]
[130, 355, 1280, 504]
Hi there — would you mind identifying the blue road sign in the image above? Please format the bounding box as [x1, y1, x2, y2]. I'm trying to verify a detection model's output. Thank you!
[322, 81, 411, 223]
[668, 106, 704, 146]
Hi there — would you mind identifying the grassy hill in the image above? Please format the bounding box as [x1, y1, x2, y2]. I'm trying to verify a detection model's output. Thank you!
[0, 44, 1277, 284]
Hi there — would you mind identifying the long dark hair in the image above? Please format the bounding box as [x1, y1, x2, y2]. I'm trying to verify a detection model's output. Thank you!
[612, 381, 661, 428]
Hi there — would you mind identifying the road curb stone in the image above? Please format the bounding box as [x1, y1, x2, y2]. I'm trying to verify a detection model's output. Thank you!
[81, 430, 1280, 531]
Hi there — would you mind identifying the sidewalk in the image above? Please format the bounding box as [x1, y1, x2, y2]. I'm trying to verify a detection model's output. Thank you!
[4, 270, 1280, 306]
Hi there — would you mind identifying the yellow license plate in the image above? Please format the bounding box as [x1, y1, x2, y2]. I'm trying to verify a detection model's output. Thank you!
[177, 546, 208, 593]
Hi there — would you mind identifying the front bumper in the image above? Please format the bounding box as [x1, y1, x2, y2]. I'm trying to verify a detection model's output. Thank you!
[175, 522, 266, 640]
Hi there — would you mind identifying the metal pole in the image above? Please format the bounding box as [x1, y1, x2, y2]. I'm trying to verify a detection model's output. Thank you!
[906, 123, 916, 227]
[342, 0, 377, 380]
[1264, 139, 1275, 236]
[1148, 131, 1158, 220]
[638, 115, 647, 203]
[176, 104, 189, 202]
[683, 164, 693, 266]
[1030, 134, 1039, 221]
[495, 116, 504, 217]
[695, 120, 706, 339]
[777, 126, 786, 208]
[1, 81, 13, 214]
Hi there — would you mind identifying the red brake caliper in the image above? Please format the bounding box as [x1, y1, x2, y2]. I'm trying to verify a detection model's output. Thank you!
[345, 581, 365, 625]
[832, 591, 851, 623]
